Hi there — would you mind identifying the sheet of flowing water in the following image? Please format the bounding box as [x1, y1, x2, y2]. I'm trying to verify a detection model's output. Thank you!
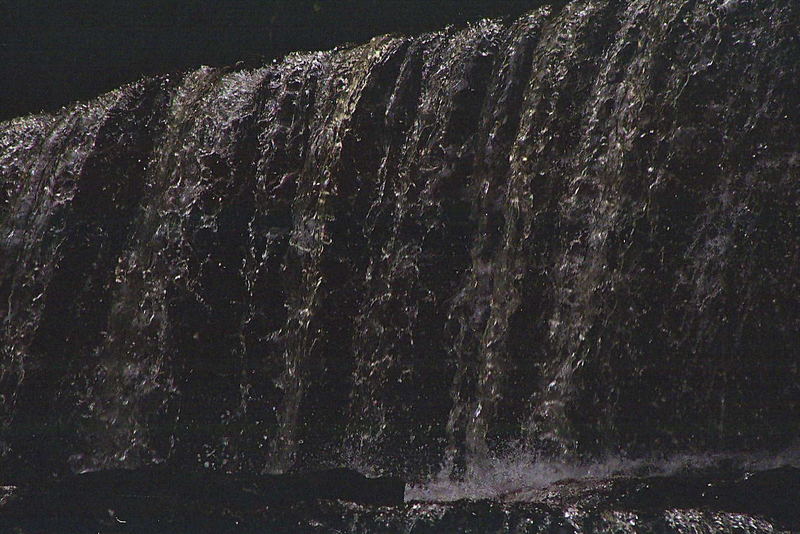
[0, 0, 798, 489]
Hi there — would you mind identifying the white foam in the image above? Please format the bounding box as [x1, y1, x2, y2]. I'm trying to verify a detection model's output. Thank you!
[405, 446, 800, 502]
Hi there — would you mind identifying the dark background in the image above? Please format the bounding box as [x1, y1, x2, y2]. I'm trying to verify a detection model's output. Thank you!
[0, 0, 549, 121]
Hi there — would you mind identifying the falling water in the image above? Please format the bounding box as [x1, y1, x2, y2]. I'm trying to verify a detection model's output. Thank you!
[1, 1, 799, 502]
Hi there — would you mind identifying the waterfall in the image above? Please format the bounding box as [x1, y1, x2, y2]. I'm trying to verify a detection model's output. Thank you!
[1, 0, 798, 486]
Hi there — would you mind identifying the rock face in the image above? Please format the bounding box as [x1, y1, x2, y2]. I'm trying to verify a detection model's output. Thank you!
[1, 0, 799, 488]
[1, 466, 404, 522]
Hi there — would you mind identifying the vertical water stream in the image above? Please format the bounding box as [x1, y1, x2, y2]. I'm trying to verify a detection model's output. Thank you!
[1, 0, 798, 483]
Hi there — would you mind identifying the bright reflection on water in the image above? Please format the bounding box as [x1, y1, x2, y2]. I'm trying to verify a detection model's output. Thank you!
[406, 447, 800, 502]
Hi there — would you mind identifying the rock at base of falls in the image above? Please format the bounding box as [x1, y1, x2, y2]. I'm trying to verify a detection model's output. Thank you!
[1, 466, 798, 533]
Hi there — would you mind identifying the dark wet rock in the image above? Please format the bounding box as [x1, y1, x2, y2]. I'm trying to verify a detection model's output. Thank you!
[2, 467, 797, 532]
[613, 466, 800, 531]
[8, 465, 403, 507]
[0, 466, 404, 532]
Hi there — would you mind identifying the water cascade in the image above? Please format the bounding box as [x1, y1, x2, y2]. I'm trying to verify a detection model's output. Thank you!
[1, 0, 799, 530]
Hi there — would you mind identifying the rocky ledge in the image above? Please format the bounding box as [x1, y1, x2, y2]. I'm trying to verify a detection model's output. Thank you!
[1, 465, 798, 533]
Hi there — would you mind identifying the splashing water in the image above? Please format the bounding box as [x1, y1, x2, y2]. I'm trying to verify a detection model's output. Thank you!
[407, 447, 800, 501]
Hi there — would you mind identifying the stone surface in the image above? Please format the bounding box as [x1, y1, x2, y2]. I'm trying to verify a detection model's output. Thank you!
[2, 466, 798, 532]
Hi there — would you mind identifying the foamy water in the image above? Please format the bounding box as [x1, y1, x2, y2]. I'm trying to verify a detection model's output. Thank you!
[405, 447, 800, 502]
